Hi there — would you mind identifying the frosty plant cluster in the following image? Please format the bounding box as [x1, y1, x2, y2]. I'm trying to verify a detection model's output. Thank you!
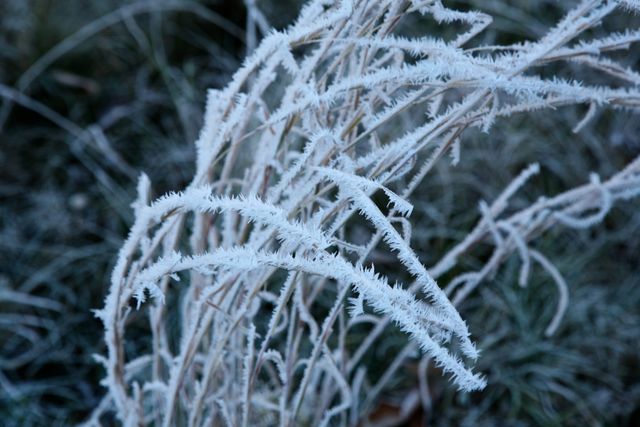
[89, 0, 640, 425]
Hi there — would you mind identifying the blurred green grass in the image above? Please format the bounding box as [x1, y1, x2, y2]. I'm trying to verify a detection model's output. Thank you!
[0, 1, 248, 423]
[415, 112, 640, 426]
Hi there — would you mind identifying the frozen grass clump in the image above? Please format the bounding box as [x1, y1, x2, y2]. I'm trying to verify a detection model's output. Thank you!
[26, 0, 637, 425]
